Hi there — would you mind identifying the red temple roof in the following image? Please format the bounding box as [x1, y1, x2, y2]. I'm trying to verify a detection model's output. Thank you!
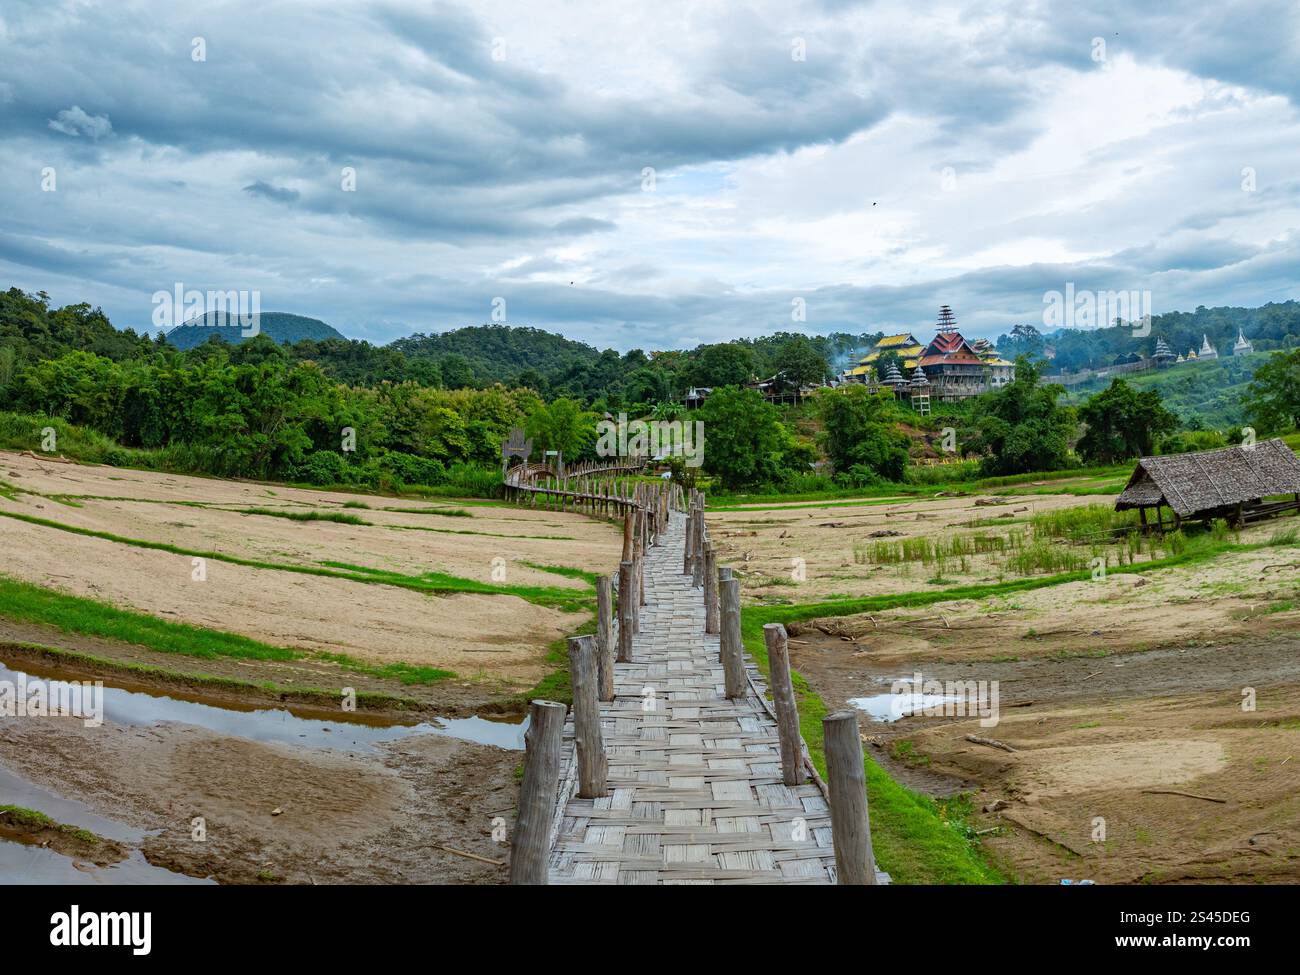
[920, 330, 983, 365]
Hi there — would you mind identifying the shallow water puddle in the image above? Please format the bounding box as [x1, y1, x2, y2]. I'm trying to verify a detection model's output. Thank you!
[0, 763, 208, 884]
[0, 763, 143, 843]
[0, 837, 212, 885]
[849, 676, 959, 722]
[0, 659, 526, 752]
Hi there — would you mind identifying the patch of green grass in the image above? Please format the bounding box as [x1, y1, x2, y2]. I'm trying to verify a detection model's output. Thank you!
[317, 560, 591, 611]
[740, 609, 1006, 884]
[518, 561, 600, 586]
[0, 641, 426, 705]
[0, 805, 100, 844]
[238, 507, 369, 525]
[382, 506, 473, 518]
[0, 573, 297, 661]
[314, 652, 454, 686]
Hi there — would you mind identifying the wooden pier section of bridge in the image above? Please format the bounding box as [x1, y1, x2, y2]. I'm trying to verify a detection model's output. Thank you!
[547, 510, 874, 885]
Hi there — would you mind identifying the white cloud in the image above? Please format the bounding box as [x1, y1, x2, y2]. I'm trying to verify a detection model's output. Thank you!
[0, 0, 1297, 347]
[47, 105, 112, 139]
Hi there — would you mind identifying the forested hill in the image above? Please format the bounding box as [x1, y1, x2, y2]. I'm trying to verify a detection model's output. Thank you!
[390, 324, 603, 385]
[997, 300, 1300, 373]
[1058, 351, 1269, 430]
[165, 311, 345, 350]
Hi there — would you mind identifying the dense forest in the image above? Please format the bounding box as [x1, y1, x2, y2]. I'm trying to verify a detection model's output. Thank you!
[1, 286, 1296, 497]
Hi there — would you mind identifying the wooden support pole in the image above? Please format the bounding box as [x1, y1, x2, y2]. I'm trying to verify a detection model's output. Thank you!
[567, 635, 608, 799]
[595, 576, 614, 702]
[637, 507, 647, 608]
[719, 578, 746, 699]
[617, 560, 634, 663]
[691, 502, 704, 588]
[763, 623, 806, 787]
[823, 709, 877, 885]
[703, 542, 719, 635]
[683, 501, 694, 575]
[631, 525, 643, 634]
[508, 699, 567, 885]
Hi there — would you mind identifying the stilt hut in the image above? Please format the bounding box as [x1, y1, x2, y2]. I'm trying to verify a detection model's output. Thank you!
[1115, 439, 1300, 531]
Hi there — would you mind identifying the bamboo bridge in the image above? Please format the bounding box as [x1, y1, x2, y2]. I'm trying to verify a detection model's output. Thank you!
[502, 455, 887, 885]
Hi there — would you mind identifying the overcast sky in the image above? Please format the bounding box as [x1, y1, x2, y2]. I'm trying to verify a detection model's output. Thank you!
[1, 0, 1298, 350]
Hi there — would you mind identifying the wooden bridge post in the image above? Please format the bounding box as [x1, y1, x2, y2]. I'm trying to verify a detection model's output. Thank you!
[637, 506, 647, 609]
[631, 515, 643, 634]
[719, 577, 746, 699]
[567, 635, 608, 799]
[763, 623, 806, 787]
[703, 542, 719, 634]
[617, 560, 634, 663]
[683, 497, 695, 575]
[508, 699, 567, 885]
[596, 575, 614, 702]
[691, 499, 705, 588]
[823, 709, 878, 885]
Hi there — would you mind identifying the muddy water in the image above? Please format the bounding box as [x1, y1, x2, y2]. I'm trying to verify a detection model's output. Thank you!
[0, 659, 527, 753]
[0, 838, 213, 885]
[0, 657, 526, 884]
[0, 763, 142, 843]
[0, 758, 212, 884]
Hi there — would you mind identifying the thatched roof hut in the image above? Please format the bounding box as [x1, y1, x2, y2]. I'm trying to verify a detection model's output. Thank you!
[1115, 438, 1300, 526]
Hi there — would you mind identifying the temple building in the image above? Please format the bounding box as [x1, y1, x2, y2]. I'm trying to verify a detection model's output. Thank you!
[1152, 336, 1176, 367]
[1233, 329, 1254, 355]
[1198, 334, 1218, 360]
[970, 337, 1016, 389]
[843, 332, 925, 382]
[841, 306, 1016, 402]
[916, 306, 1000, 402]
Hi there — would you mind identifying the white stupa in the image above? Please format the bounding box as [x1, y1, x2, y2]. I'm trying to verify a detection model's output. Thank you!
[1233, 329, 1254, 355]
[1198, 334, 1218, 360]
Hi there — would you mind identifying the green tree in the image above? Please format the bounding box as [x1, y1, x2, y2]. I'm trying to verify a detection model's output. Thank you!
[774, 335, 829, 387]
[439, 353, 475, 389]
[1248, 348, 1300, 433]
[695, 386, 787, 490]
[1076, 379, 1177, 464]
[962, 358, 1077, 476]
[0, 345, 15, 390]
[690, 343, 755, 389]
[814, 385, 910, 482]
[526, 396, 596, 461]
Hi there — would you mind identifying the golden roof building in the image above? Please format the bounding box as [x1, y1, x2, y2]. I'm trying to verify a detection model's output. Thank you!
[844, 332, 925, 381]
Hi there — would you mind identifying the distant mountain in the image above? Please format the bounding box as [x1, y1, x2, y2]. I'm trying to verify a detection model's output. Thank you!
[165, 311, 345, 350]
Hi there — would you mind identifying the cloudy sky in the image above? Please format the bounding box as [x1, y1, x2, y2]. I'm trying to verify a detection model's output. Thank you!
[1, 0, 1298, 350]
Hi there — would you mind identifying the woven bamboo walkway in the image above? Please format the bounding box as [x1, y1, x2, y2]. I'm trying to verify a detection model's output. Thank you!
[548, 512, 884, 884]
